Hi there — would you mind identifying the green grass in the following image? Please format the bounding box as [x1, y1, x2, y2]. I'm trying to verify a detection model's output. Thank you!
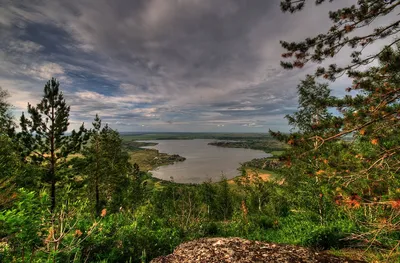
[269, 150, 285, 157]
[129, 148, 185, 171]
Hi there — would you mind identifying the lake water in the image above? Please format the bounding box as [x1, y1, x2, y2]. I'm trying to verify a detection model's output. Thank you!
[140, 139, 271, 183]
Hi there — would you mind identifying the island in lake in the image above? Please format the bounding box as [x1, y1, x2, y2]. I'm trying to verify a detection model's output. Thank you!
[124, 138, 277, 183]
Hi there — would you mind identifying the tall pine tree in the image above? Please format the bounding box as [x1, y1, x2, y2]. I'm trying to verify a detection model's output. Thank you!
[18, 78, 88, 211]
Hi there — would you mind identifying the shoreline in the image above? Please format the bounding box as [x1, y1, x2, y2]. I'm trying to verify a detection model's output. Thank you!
[124, 138, 284, 185]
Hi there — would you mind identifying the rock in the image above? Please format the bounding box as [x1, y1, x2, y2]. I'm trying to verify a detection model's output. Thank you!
[150, 237, 365, 263]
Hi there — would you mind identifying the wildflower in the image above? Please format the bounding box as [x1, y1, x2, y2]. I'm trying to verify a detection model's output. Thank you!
[391, 200, 400, 210]
[101, 208, 107, 217]
[346, 199, 360, 209]
[334, 194, 343, 205]
[44, 227, 54, 244]
[371, 138, 379, 145]
[75, 229, 83, 237]
[241, 200, 248, 217]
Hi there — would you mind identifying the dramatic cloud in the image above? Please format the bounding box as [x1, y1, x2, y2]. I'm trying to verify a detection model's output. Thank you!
[0, 0, 395, 132]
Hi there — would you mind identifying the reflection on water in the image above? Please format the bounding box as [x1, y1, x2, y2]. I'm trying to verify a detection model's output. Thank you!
[140, 139, 271, 183]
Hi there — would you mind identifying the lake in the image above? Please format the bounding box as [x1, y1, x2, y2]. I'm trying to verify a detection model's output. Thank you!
[140, 139, 271, 183]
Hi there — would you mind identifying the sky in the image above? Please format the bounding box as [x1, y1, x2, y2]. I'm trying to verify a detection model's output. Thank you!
[0, 0, 396, 132]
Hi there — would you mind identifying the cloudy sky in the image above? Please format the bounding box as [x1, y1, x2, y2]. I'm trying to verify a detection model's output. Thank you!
[0, 0, 395, 132]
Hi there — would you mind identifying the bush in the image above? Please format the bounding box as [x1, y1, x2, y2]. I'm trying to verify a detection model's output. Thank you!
[303, 226, 347, 250]
[255, 215, 275, 230]
[203, 221, 220, 236]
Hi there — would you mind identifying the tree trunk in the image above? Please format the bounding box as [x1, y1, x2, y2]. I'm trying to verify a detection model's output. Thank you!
[95, 178, 100, 215]
[95, 137, 100, 215]
[50, 100, 56, 212]
[50, 170, 56, 212]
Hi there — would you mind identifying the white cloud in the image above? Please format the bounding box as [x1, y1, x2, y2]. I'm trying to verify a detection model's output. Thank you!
[27, 62, 69, 82]
[242, 122, 263, 128]
[7, 40, 43, 53]
[75, 90, 157, 105]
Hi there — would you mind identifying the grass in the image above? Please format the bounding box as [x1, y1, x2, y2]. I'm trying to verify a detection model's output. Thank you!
[328, 248, 400, 263]
[257, 169, 280, 179]
[129, 148, 185, 171]
[228, 168, 282, 185]
[269, 150, 285, 157]
[129, 149, 160, 171]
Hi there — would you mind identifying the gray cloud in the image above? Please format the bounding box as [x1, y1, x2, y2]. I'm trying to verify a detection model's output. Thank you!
[0, 0, 383, 132]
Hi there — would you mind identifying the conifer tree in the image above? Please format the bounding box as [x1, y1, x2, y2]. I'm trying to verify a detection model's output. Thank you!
[216, 176, 233, 220]
[0, 87, 16, 136]
[277, 0, 400, 198]
[280, 0, 400, 80]
[286, 75, 334, 135]
[201, 179, 217, 218]
[274, 2, 400, 242]
[81, 116, 131, 215]
[0, 87, 18, 208]
[98, 124, 131, 212]
[85, 114, 103, 215]
[274, 45, 400, 247]
[18, 78, 88, 211]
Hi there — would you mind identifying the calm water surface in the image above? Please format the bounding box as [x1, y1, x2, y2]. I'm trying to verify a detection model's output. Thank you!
[140, 139, 271, 183]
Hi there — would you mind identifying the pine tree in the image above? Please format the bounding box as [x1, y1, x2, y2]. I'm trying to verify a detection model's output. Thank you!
[18, 78, 88, 211]
[277, 0, 400, 248]
[98, 124, 131, 212]
[0, 87, 16, 136]
[280, 0, 400, 80]
[81, 117, 131, 215]
[217, 176, 233, 220]
[273, 45, 400, 246]
[286, 75, 334, 134]
[201, 179, 217, 218]
[85, 114, 103, 215]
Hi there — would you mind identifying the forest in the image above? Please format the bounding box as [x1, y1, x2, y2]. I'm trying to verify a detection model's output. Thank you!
[1, 0, 400, 262]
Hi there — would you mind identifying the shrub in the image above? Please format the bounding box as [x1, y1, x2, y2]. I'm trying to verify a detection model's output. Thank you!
[303, 226, 347, 250]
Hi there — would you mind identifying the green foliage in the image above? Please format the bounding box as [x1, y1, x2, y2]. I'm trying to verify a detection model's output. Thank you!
[17, 78, 89, 210]
[84, 115, 131, 214]
[272, 42, 400, 256]
[2, 71, 398, 262]
[216, 176, 234, 221]
[286, 75, 333, 134]
[0, 87, 15, 136]
[0, 134, 42, 209]
[260, 213, 357, 249]
[0, 189, 48, 261]
[83, 211, 182, 262]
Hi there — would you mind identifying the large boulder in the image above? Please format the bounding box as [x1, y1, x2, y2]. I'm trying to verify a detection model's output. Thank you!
[151, 237, 365, 263]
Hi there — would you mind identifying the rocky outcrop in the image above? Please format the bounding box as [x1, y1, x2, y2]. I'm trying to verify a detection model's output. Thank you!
[150, 237, 365, 263]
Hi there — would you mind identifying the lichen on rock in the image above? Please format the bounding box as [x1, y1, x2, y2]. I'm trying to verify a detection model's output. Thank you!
[150, 237, 365, 263]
